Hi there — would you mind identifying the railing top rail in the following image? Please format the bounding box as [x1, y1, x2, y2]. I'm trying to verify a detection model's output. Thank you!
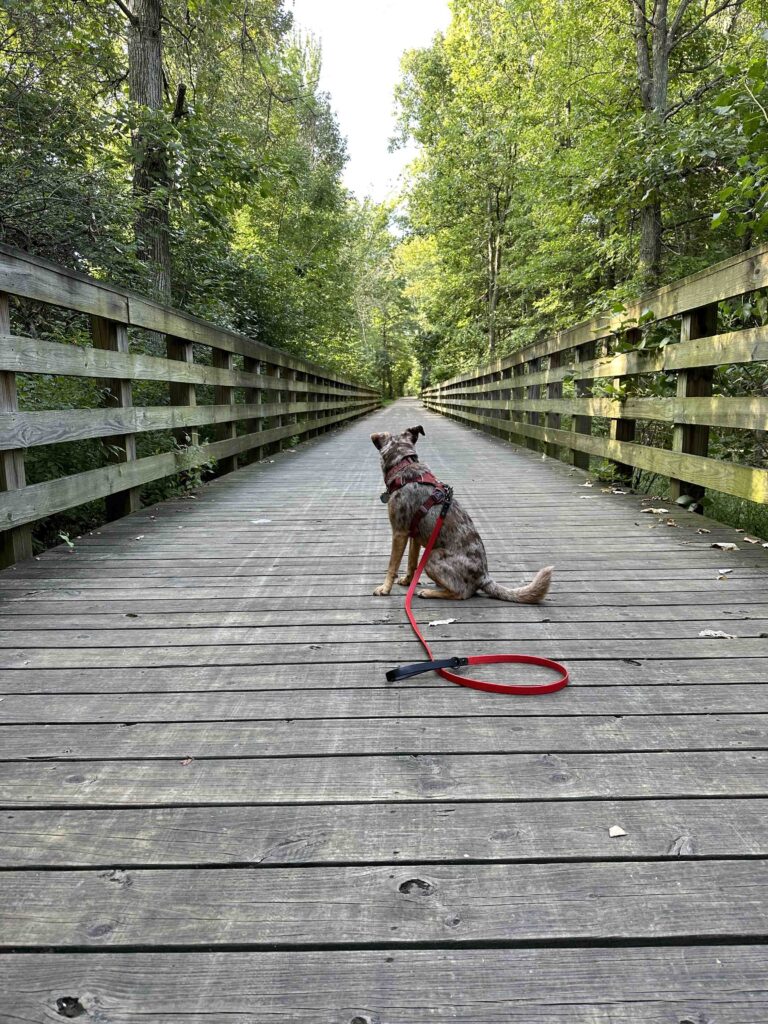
[427, 242, 768, 390]
[0, 243, 375, 391]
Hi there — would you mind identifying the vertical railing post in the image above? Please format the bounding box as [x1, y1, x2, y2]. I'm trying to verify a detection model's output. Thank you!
[92, 316, 141, 520]
[526, 357, 541, 451]
[609, 327, 640, 483]
[211, 348, 237, 475]
[243, 356, 262, 462]
[166, 337, 198, 448]
[545, 350, 562, 459]
[670, 303, 718, 504]
[572, 340, 595, 470]
[285, 368, 298, 445]
[306, 374, 317, 438]
[264, 362, 280, 453]
[0, 292, 33, 566]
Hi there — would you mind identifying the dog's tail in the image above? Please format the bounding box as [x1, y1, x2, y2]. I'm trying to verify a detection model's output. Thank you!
[479, 566, 553, 604]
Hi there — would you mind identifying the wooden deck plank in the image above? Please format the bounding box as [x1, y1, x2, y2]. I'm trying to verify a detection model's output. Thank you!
[2, 713, 766, 759]
[0, 594, 763, 621]
[2, 617, 765, 648]
[4, 947, 767, 1023]
[3, 860, 768, 948]
[2, 798, 767, 868]
[2, 750, 767, 806]
[2, 637, 766, 668]
[2, 682, 767, 722]
[1, 656, 764, 693]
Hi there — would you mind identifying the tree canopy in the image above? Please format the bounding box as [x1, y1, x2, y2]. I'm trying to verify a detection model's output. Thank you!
[394, 0, 765, 381]
[1, 0, 765, 391]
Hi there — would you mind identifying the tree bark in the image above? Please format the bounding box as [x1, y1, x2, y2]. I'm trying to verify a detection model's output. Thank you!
[127, 0, 172, 302]
[629, 0, 744, 287]
[486, 187, 505, 358]
[631, 0, 668, 287]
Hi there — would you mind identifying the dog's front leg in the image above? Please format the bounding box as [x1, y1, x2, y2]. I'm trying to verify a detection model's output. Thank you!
[373, 531, 409, 596]
[397, 538, 421, 586]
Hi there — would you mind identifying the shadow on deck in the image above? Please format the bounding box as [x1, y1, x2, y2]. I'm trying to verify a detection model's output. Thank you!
[1, 397, 767, 1022]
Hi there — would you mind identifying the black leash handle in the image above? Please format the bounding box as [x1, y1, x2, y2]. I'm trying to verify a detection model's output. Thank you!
[386, 656, 468, 682]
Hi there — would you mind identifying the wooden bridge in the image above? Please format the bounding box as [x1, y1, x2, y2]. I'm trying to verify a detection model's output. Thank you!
[1, 245, 768, 1021]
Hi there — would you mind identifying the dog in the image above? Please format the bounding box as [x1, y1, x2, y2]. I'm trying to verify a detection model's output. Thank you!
[371, 424, 553, 601]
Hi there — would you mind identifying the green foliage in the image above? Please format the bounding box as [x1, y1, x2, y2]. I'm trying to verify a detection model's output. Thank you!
[0, 0, 401, 550]
[395, 0, 763, 383]
[713, 40, 768, 242]
[0, 0, 381, 380]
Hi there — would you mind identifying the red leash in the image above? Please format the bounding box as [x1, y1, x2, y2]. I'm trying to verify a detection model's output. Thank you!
[386, 497, 570, 695]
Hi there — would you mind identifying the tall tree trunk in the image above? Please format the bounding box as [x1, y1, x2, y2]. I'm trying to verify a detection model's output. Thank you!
[639, 198, 663, 286]
[128, 0, 172, 302]
[486, 189, 503, 357]
[631, 0, 669, 288]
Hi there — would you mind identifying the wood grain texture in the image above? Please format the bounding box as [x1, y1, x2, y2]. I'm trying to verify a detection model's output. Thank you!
[3, 712, 766, 759]
[0, 404, 377, 529]
[3, 797, 767, 867]
[1, 395, 767, 1018]
[424, 400, 768, 502]
[3, 859, 768, 948]
[2, 750, 767, 807]
[4, 946, 767, 1023]
[3, 682, 766, 722]
[0, 242, 372, 388]
[1, 656, 764, 694]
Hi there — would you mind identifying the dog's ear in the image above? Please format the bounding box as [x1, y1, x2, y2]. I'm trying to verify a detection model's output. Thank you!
[370, 432, 390, 450]
[405, 425, 425, 443]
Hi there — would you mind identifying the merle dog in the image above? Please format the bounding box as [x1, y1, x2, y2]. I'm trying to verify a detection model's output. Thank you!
[372, 425, 553, 601]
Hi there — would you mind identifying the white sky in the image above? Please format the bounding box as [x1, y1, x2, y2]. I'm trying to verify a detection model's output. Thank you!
[290, 0, 451, 202]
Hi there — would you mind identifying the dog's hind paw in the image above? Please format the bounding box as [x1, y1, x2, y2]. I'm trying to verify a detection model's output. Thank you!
[397, 576, 412, 586]
[373, 585, 392, 596]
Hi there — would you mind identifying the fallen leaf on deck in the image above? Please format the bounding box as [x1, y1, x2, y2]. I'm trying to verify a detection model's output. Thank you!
[611, 488, 627, 494]
[609, 825, 627, 838]
[697, 528, 711, 534]
[180, 757, 193, 766]
[582, 481, 593, 487]
[666, 519, 678, 527]
[134, 535, 145, 540]
[251, 519, 272, 524]
[429, 618, 457, 627]
[641, 507, 668, 514]
[711, 542, 739, 551]
[698, 629, 737, 639]
[743, 536, 760, 544]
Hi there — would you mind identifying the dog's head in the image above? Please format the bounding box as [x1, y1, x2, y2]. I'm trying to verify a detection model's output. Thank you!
[371, 425, 425, 467]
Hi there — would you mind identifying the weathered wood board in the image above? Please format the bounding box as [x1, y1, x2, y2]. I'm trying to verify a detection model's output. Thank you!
[1, 396, 767, 1021]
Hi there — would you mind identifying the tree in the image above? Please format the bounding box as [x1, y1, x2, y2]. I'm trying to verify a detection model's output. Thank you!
[629, 0, 745, 285]
[395, 0, 760, 381]
[118, 0, 176, 301]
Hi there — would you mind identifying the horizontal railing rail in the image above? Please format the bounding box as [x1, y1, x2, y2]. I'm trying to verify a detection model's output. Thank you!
[0, 244, 379, 566]
[423, 243, 768, 509]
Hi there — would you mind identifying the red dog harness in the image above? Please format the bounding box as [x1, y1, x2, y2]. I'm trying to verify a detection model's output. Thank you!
[384, 456, 451, 538]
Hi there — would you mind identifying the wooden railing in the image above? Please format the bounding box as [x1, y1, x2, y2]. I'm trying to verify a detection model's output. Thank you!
[0, 244, 379, 566]
[423, 244, 768, 509]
